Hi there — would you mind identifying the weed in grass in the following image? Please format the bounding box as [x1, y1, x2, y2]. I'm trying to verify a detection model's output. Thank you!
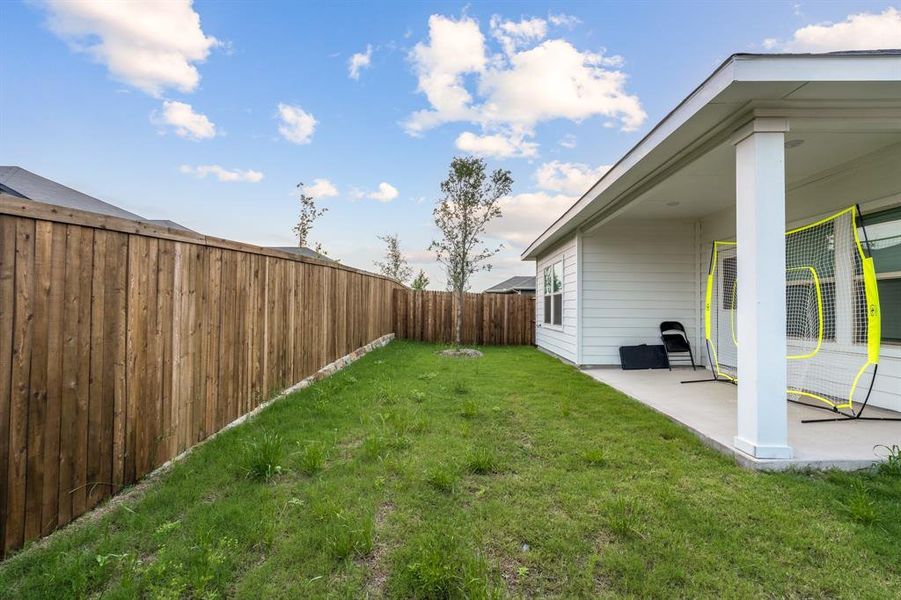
[561, 397, 571, 417]
[410, 389, 427, 403]
[465, 447, 498, 475]
[582, 448, 606, 467]
[324, 512, 374, 561]
[374, 386, 399, 405]
[452, 380, 470, 395]
[359, 434, 389, 461]
[604, 497, 642, 538]
[383, 406, 428, 436]
[418, 371, 438, 381]
[118, 536, 239, 598]
[875, 444, 901, 477]
[426, 465, 459, 493]
[297, 440, 328, 476]
[240, 431, 284, 482]
[154, 519, 181, 536]
[459, 398, 478, 419]
[387, 528, 497, 599]
[388, 433, 413, 451]
[845, 482, 878, 525]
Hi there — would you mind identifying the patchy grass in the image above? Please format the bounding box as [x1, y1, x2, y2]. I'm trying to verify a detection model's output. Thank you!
[296, 440, 328, 476]
[1, 341, 900, 598]
[465, 447, 499, 475]
[240, 431, 285, 482]
[581, 448, 607, 467]
[425, 464, 459, 494]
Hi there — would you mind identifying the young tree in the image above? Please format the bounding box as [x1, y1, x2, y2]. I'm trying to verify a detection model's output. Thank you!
[375, 233, 413, 283]
[292, 182, 328, 250]
[411, 269, 430, 291]
[429, 156, 513, 347]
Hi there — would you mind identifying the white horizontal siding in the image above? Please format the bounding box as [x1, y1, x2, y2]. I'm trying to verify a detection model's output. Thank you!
[581, 221, 698, 365]
[535, 235, 578, 363]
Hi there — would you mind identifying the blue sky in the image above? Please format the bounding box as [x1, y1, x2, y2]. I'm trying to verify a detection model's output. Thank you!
[2, 1, 899, 289]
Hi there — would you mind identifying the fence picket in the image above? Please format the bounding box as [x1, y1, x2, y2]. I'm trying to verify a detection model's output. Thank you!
[391, 289, 534, 346]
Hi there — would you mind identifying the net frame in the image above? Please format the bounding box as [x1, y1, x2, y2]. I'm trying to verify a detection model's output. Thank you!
[703, 206, 882, 414]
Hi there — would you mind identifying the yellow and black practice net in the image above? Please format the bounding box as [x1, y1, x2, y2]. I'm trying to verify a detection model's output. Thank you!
[705, 207, 881, 411]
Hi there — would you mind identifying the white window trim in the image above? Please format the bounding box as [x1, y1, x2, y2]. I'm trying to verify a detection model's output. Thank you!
[861, 203, 901, 346]
[542, 259, 564, 328]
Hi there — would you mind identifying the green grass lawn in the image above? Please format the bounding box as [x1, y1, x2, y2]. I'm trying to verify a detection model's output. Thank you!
[2, 341, 900, 598]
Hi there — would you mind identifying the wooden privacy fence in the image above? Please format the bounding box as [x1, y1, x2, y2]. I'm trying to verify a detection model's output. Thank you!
[0, 195, 403, 556]
[393, 289, 535, 345]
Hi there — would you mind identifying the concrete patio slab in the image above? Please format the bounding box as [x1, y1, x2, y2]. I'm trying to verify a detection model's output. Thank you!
[583, 367, 901, 471]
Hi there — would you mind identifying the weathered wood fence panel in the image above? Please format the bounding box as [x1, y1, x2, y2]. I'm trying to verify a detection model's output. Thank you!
[393, 289, 535, 346]
[0, 196, 402, 556]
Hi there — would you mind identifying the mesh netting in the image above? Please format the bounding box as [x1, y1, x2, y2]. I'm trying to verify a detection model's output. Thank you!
[706, 207, 881, 410]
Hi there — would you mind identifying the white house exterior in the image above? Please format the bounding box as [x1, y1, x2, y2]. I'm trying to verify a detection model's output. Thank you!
[524, 52, 901, 461]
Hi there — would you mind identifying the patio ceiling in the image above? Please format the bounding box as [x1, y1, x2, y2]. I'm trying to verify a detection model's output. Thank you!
[522, 52, 901, 259]
[618, 131, 901, 221]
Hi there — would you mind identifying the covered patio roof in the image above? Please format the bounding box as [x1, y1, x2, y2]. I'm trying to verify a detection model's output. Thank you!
[522, 51, 901, 259]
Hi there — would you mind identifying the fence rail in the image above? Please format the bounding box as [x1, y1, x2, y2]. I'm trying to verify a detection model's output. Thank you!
[0, 195, 403, 556]
[393, 289, 535, 346]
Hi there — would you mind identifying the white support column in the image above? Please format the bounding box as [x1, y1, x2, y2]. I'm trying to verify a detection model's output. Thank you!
[732, 118, 793, 460]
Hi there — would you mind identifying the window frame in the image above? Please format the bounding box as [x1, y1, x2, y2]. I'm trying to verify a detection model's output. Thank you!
[542, 260, 564, 328]
[860, 205, 901, 345]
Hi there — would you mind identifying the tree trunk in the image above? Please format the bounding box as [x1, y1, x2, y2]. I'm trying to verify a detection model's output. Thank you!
[455, 287, 464, 348]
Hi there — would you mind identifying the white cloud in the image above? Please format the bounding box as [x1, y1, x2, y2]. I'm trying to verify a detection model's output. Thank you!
[179, 164, 263, 182]
[559, 134, 577, 149]
[404, 14, 645, 153]
[487, 191, 574, 246]
[368, 182, 399, 202]
[490, 16, 547, 55]
[477, 40, 639, 129]
[405, 249, 437, 264]
[42, 0, 219, 97]
[534, 161, 610, 196]
[764, 8, 901, 52]
[277, 103, 317, 144]
[348, 44, 373, 79]
[154, 100, 216, 140]
[549, 13, 581, 28]
[455, 130, 538, 158]
[405, 14, 486, 136]
[305, 178, 338, 199]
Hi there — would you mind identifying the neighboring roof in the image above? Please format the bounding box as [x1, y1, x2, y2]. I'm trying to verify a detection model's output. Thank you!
[0, 166, 146, 221]
[146, 219, 198, 234]
[484, 275, 536, 293]
[522, 51, 901, 260]
[267, 246, 335, 263]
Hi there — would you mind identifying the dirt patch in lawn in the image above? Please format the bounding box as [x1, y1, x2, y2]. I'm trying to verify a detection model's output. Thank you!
[439, 348, 483, 358]
[360, 501, 396, 597]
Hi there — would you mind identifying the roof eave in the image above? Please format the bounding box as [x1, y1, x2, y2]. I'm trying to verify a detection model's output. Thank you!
[520, 51, 901, 261]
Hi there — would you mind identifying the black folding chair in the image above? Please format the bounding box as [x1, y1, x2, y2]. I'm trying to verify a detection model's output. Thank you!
[660, 321, 696, 370]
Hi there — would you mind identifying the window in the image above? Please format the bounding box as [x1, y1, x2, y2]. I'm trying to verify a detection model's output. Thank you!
[722, 257, 737, 310]
[543, 261, 563, 326]
[861, 206, 901, 343]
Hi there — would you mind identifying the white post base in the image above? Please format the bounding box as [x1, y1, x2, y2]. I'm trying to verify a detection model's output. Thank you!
[734, 436, 794, 460]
